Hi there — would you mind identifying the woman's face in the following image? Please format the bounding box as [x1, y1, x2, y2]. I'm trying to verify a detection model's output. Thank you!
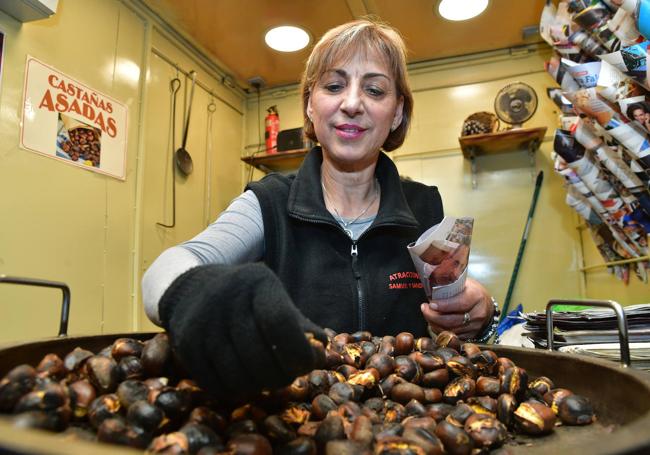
[307, 51, 404, 169]
[632, 108, 647, 123]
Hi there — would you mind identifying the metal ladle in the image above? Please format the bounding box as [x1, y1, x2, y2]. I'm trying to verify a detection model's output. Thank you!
[175, 70, 196, 176]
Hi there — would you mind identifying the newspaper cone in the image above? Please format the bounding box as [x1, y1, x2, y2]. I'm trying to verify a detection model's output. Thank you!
[407, 217, 473, 300]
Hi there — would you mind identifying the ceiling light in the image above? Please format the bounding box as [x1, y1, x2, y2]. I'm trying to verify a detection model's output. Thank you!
[265, 26, 310, 52]
[437, 0, 489, 21]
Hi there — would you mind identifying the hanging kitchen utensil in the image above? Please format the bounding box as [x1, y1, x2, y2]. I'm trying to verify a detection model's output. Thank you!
[205, 98, 217, 227]
[175, 70, 196, 176]
[157, 76, 181, 228]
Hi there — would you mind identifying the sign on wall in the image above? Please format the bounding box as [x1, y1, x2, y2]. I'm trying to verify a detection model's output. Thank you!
[20, 56, 128, 180]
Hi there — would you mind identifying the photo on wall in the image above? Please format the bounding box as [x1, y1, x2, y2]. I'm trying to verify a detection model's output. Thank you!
[56, 113, 102, 168]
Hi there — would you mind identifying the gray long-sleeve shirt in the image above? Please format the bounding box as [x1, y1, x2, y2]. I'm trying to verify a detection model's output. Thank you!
[142, 190, 264, 325]
[141, 190, 373, 326]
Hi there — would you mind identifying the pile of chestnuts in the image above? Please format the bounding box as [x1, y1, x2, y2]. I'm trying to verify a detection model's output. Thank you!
[61, 127, 101, 166]
[0, 330, 596, 454]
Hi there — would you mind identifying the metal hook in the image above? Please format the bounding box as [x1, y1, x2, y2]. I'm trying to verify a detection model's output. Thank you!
[208, 97, 217, 113]
[157, 76, 182, 229]
[170, 77, 181, 95]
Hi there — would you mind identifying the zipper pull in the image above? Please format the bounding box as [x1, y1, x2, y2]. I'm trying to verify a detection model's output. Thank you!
[351, 243, 358, 256]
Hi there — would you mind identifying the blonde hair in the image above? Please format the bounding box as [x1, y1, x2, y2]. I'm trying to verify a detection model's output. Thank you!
[300, 19, 413, 152]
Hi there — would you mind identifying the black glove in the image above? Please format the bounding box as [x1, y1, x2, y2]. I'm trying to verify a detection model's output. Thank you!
[159, 262, 327, 402]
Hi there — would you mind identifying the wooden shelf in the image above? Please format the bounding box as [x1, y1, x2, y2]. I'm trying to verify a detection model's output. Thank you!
[241, 149, 308, 173]
[458, 126, 547, 188]
[458, 126, 547, 159]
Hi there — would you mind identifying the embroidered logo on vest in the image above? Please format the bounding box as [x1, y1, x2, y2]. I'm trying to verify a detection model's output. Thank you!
[388, 271, 423, 290]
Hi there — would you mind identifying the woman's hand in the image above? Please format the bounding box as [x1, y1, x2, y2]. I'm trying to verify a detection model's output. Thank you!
[419, 277, 494, 339]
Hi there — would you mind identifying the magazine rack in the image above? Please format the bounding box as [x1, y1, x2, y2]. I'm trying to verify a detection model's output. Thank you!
[458, 126, 547, 188]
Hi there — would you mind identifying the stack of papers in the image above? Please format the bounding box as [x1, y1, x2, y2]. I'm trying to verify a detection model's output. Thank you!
[559, 343, 650, 370]
[521, 304, 650, 370]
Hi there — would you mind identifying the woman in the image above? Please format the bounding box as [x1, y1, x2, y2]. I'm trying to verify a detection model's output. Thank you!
[626, 102, 650, 132]
[142, 19, 498, 401]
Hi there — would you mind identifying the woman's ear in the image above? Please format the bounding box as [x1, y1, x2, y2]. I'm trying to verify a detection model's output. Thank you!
[307, 96, 314, 122]
[392, 96, 404, 132]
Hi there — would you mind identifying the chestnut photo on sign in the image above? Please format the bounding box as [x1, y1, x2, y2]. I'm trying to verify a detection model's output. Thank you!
[429, 243, 470, 287]
[56, 113, 102, 168]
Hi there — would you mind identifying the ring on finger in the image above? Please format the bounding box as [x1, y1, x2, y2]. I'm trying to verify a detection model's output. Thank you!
[462, 312, 471, 326]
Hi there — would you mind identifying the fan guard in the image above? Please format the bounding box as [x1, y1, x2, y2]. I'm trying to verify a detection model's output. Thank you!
[494, 82, 538, 127]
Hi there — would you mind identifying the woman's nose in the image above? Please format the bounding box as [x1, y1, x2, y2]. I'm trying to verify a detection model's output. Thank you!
[340, 86, 363, 117]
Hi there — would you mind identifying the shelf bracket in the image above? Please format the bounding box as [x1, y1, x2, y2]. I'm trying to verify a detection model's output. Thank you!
[468, 146, 478, 189]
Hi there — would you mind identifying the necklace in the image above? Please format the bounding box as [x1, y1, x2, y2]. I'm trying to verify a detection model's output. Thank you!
[321, 178, 380, 238]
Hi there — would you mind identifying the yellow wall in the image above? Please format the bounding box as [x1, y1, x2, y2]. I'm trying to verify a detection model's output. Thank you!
[0, 4, 645, 345]
[0, 0, 245, 343]
[243, 46, 648, 312]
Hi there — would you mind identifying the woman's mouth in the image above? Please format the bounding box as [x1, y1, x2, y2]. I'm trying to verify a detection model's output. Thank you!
[335, 124, 367, 139]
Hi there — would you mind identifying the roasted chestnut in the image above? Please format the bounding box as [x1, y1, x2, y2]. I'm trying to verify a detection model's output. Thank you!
[391, 383, 425, 404]
[366, 353, 395, 379]
[348, 368, 380, 389]
[111, 338, 144, 361]
[277, 436, 317, 455]
[126, 399, 163, 433]
[116, 379, 149, 410]
[446, 356, 477, 379]
[393, 356, 421, 383]
[475, 376, 500, 398]
[446, 403, 474, 427]
[443, 377, 475, 404]
[496, 393, 517, 428]
[415, 337, 436, 353]
[141, 333, 171, 377]
[500, 366, 528, 401]
[404, 399, 427, 418]
[394, 332, 415, 356]
[63, 348, 93, 375]
[0, 364, 36, 412]
[464, 413, 507, 448]
[408, 351, 445, 373]
[421, 368, 450, 389]
[314, 413, 345, 446]
[328, 382, 358, 405]
[558, 394, 595, 425]
[383, 400, 406, 423]
[349, 414, 374, 445]
[435, 420, 473, 454]
[85, 356, 119, 395]
[435, 331, 461, 352]
[325, 439, 371, 455]
[68, 379, 96, 419]
[118, 356, 144, 381]
[88, 394, 121, 429]
[426, 402, 454, 422]
[312, 394, 338, 420]
[402, 425, 445, 454]
[36, 354, 65, 380]
[514, 402, 556, 435]
[180, 422, 223, 453]
[148, 431, 189, 454]
[543, 388, 574, 415]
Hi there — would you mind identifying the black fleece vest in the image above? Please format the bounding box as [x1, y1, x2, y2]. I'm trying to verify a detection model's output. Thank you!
[247, 148, 444, 337]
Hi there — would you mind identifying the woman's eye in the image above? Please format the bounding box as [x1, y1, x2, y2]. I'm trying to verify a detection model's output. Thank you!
[366, 86, 385, 97]
[325, 83, 343, 93]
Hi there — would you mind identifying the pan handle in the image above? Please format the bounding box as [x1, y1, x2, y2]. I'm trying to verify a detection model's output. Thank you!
[545, 299, 631, 368]
[0, 275, 70, 337]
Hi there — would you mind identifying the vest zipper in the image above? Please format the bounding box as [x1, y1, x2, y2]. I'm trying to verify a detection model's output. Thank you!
[350, 241, 365, 331]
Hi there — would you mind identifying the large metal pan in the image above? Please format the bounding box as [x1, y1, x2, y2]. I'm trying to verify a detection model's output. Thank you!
[0, 333, 649, 454]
